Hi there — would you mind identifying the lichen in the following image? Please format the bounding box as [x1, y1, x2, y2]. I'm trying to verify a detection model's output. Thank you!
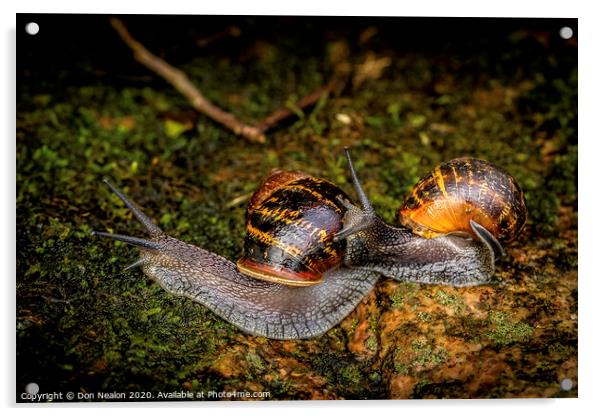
[486, 311, 534, 346]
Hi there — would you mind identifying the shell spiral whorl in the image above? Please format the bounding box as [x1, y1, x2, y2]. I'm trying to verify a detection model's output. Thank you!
[398, 157, 527, 243]
[237, 171, 351, 286]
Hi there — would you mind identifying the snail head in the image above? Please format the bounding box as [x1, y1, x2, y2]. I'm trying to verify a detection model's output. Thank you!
[333, 148, 377, 242]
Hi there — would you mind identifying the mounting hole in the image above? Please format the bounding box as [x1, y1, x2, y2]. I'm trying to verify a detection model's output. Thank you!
[25, 382, 40, 395]
[25, 22, 39, 35]
[560, 378, 573, 391]
[559, 26, 573, 40]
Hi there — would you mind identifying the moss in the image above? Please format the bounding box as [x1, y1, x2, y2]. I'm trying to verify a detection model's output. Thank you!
[389, 283, 420, 309]
[245, 351, 266, 373]
[486, 311, 534, 346]
[548, 342, 576, 362]
[411, 379, 467, 399]
[448, 315, 487, 344]
[394, 340, 448, 376]
[340, 364, 362, 386]
[417, 312, 432, 322]
[548, 144, 578, 206]
[435, 290, 466, 314]
[310, 352, 371, 397]
[410, 339, 448, 368]
[346, 317, 359, 334]
[366, 335, 378, 352]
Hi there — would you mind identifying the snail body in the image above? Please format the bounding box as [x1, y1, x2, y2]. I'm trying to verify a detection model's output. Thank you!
[93, 150, 526, 339]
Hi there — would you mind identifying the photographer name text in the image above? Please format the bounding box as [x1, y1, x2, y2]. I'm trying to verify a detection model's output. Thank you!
[21, 389, 270, 401]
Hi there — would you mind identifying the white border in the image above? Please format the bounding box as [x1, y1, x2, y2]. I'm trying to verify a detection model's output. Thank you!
[3, 1, 599, 415]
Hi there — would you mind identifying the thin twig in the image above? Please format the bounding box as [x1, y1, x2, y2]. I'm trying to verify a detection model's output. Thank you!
[109, 17, 266, 144]
[196, 25, 241, 48]
[110, 17, 347, 143]
[255, 81, 338, 133]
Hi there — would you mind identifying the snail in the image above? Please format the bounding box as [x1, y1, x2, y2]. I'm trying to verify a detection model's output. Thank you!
[93, 149, 526, 339]
[336, 156, 527, 286]
[92, 156, 379, 340]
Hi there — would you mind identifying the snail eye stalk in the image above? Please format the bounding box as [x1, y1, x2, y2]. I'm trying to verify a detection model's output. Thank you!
[102, 178, 163, 237]
[343, 147, 374, 215]
[470, 220, 504, 259]
[333, 148, 378, 242]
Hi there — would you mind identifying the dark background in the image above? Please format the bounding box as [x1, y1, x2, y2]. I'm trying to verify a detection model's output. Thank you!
[18, 15, 577, 94]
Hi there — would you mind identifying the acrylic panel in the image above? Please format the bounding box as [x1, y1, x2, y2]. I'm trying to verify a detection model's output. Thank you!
[16, 14, 577, 402]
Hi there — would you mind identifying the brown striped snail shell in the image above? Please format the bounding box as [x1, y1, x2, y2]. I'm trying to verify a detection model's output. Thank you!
[398, 158, 527, 245]
[236, 170, 352, 286]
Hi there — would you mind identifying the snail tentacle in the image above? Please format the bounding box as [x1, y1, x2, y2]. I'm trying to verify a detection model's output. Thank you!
[343, 147, 374, 214]
[470, 220, 504, 259]
[90, 231, 162, 250]
[102, 178, 163, 236]
[94, 181, 379, 340]
[122, 257, 149, 271]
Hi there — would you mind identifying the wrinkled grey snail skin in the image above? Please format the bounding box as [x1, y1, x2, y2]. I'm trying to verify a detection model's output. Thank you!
[334, 202, 498, 287]
[340, 217, 497, 287]
[93, 150, 499, 339]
